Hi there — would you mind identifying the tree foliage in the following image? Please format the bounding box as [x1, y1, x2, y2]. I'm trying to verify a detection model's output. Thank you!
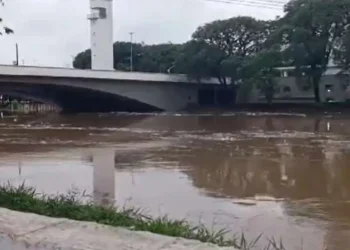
[73, 0, 350, 104]
[176, 40, 225, 81]
[73, 42, 182, 73]
[241, 47, 282, 103]
[73, 49, 91, 69]
[334, 28, 350, 71]
[193, 16, 272, 57]
[274, 0, 350, 102]
[179, 16, 273, 85]
[138, 43, 183, 73]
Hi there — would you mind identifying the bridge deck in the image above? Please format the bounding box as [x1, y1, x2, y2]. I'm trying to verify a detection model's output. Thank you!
[0, 65, 219, 85]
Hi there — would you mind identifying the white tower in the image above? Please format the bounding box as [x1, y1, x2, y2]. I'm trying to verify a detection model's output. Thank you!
[88, 0, 114, 70]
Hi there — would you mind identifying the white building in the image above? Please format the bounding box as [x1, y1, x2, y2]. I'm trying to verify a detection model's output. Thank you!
[247, 66, 350, 103]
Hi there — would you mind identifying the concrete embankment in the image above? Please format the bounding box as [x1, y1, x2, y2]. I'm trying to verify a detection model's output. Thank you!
[0, 208, 233, 250]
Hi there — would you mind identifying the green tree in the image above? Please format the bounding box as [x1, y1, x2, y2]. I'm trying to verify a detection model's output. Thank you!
[176, 40, 225, 82]
[73, 49, 91, 69]
[274, 0, 350, 103]
[73, 42, 182, 73]
[112, 42, 143, 71]
[138, 43, 183, 73]
[73, 42, 143, 70]
[179, 16, 273, 85]
[334, 28, 350, 72]
[239, 48, 282, 103]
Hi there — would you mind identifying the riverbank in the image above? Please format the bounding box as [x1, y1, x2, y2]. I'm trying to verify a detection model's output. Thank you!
[194, 102, 350, 116]
[0, 184, 283, 250]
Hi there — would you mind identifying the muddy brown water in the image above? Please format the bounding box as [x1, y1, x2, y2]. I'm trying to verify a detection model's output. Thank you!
[1, 112, 350, 249]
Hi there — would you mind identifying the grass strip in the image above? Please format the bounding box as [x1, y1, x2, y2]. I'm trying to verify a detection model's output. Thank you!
[0, 183, 286, 250]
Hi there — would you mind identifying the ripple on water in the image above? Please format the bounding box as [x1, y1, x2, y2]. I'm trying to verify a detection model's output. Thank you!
[222, 112, 308, 117]
[240, 130, 343, 139]
[1, 113, 350, 250]
[173, 130, 344, 142]
[0, 125, 158, 134]
[176, 132, 244, 142]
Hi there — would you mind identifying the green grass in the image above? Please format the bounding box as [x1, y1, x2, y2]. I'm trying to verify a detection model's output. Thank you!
[0, 183, 286, 250]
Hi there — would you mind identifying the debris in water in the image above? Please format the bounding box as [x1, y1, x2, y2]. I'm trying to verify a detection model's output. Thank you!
[232, 199, 257, 206]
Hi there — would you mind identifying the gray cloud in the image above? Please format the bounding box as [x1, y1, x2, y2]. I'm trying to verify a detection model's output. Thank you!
[0, 0, 283, 67]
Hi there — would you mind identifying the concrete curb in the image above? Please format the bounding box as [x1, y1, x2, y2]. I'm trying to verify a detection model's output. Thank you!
[0, 208, 235, 250]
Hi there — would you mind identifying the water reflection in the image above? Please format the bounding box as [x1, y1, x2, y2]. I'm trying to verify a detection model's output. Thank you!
[177, 138, 350, 218]
[92, 148, 116, 206]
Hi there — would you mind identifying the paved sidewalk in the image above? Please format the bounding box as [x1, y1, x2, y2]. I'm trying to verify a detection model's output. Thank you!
[0, 208, 236, 250]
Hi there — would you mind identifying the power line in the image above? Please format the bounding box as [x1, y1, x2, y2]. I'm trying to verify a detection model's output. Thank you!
[204, 0, 286, 10]
[208, 0, 289, 6]
[244, 0, 289, 5]
[205, 0, 283, 9]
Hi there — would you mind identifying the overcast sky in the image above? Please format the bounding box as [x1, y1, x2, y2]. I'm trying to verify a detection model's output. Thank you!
[0, 0, 284, 68]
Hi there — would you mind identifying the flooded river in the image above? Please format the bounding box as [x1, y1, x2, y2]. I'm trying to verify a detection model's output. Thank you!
[1, 112, 350, 249]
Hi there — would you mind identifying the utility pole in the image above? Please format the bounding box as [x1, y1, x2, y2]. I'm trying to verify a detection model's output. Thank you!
[129, 32, 134, 72]
[15, 43, 19, 66]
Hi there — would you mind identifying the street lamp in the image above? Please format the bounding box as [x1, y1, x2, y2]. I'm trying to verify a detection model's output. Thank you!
[129, 32, 134, 72]
[12, 43, 19, 66]
[167, 61, 177, 74]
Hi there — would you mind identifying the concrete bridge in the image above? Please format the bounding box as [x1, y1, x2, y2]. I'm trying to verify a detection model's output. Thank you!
[0, 65, 220, 113]
[0, 0, 226, 114]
